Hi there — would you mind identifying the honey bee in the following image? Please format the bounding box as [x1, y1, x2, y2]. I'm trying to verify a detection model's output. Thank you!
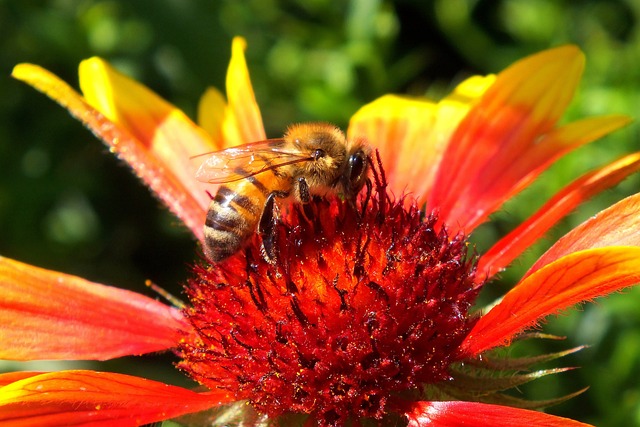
[196, 122, 370, 263]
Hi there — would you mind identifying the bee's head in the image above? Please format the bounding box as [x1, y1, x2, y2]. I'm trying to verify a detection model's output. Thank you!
[285, 123, 370, 199]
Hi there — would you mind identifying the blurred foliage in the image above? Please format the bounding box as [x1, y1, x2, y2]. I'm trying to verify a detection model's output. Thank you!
[1, 0, 639, 425]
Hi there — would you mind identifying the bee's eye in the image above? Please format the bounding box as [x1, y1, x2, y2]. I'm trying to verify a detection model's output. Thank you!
[313, 149, 326, 160]
[348, 151, 367, 185]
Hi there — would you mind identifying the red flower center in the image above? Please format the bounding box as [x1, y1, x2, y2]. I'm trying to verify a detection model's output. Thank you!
[178, 163, 481, 425]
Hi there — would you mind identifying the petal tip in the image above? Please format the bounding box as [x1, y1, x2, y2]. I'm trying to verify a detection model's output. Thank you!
[232, 36, 247, 52]
[11, 63, 39, 82]
[552, 45, 585, 76]
[547, 44, 585, 66]
[78, 56, 109, 79]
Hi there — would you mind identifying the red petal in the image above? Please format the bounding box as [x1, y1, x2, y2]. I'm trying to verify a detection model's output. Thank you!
[12, 63, 209, 242]
[404, 401, 593, 426]
[460, 247, 640, 357]
[0, 257, 186, 360]
[0, 370, 231, 427]
[479, 152, 640, 278]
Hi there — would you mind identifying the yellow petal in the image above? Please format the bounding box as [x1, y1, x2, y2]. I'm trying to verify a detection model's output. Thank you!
[79, 56, 213, 152]
[446, 74, 497, 103]
[13, 63, 100, 127]
[349, 95, 438, 203]
[348, 75, 494, 205]
[79, 57, 214, 231]
[223, 36, 266, 146]
[198, 86, 227, 144]
[13, 62, 210, 240]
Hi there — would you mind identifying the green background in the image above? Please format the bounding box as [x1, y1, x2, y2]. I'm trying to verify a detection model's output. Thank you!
[1, 1, 639, 425]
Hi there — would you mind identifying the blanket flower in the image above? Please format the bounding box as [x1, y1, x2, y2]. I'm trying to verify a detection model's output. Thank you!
[3, 38, 640, 426]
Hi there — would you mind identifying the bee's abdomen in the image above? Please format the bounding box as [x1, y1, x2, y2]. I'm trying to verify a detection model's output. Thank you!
[203, 184, 263, 263]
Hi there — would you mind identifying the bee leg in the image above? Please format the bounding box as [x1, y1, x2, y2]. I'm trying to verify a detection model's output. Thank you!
[295, 177, 315, 221]
[296, 177, 311, 203]
[359, 178, 372, 218]
[258, 191, 286, 264]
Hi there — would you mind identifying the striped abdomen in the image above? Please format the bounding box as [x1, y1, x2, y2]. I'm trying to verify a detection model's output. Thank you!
[203, 173, 286, 263]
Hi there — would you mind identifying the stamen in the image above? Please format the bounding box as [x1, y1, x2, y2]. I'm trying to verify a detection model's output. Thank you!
[178, 156, 481, 425]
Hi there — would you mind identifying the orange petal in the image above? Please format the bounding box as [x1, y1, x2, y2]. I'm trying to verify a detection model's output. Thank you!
[527, 192, 640, 276]
[429, 46, 588, 232]
[460, 246, 640, 357]
[464, 114, 631, 232]
[0, 257, 186, 361]
[0, 372, 43, 387]
[488, 115, 631, 204]
[348, 76, 495, 205]
[0, 370, 231, 426]
[404, 401, 593, 426]
[223, 37, 266, 147]
[479, 152, 640, 278]
[12, 63, 210, 242]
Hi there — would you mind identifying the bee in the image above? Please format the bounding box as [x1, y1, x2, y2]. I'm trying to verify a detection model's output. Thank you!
[195, 122, 370, 263]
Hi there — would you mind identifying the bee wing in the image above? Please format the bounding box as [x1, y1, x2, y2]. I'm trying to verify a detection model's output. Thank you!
[194, 139, 313, 184]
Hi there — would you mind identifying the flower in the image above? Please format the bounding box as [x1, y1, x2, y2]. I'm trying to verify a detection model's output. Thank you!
[3, 37, 640, 426]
